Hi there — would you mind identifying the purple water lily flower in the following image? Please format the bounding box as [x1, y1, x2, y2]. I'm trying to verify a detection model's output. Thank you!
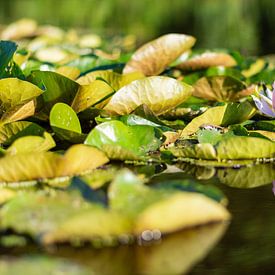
[252, 82, 275, 118]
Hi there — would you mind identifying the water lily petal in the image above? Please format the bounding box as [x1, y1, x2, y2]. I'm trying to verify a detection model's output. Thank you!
[252, 95, 275, 117]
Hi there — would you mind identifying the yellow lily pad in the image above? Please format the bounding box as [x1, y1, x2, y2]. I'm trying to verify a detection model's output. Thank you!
[123, 33, 196, 75]
[104, 76, 192, 115]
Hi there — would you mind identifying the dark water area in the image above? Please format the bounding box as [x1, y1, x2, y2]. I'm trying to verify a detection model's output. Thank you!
[1, 163, 274, 274]
[190, 183, 275, 274]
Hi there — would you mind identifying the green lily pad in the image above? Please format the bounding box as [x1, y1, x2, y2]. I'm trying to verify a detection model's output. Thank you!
[221, 101, 256, 126]
[0, 41, 24, 79]
[246, 120, 275, 132]
[30, 71, 80, 118]
[197, 129, 223, 145]
[216, 136, 275, 160]
[180, 102, 255, 137]
[104, 76, 193, 116]
[85, 120, 163, 160]
[168, 142, 217, 160]
[50, 103, 86, 143]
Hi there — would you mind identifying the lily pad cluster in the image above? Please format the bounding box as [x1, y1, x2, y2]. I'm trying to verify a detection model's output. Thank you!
[0, 19, 274, 252]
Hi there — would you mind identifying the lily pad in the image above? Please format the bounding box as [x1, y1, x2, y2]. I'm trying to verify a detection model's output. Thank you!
[109, 170, 230, 235]
[193, 76, 254, 102]
[104, 76, 192, 116]
[77, 70, 144, 91]
[0, 40, 18, 78]
[85, 120, 163, 160]
[6, 132, 55, 155]
[123, 33, 196, 75]
[0, 121, 45, 145]
[134, 192, 230, 235]
[71, 80, 114, 112]
[30, 71, 80, 118]
[56, 66, 80, 80]
[176, 52, 236, 71]
[216, 136, 275, 160]
[0, 144, 109, 183]
[180, 102, 255, 137]
[0, 78, 43, 124]
[50, 103, 85, 143]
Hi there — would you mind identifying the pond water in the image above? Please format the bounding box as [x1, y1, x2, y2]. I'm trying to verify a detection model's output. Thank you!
[0, 163, 274, 274]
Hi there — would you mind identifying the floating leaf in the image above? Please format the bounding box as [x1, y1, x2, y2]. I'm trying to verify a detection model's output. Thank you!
[56, 66, 80, 80]
[43, 209, 132, 245]
[77, 70, 144, 90]
[180, 102, 255, 137]
[0, 78, 43, 124]
[176, 52, 236, 71]
[56, 145, 109, 177]
[6, 132, 55, 155]
[0, 78, 42, 115]
[0, 144, 109, 183]
[135, 192, 230, 235]
[246, 120, 275, 132]
[249, 130, 275, 141]
[104, 76, 192, 115]
[1, 19, 37, 40]
[71, 80, 114, 112]
[0, 41, 17, 78]
[0, 192, 93, 236]
[197, 129, 223, 145]
[30, 71, 79, 118]
[216, 136, 275, 160]
[193, 76, 254, 102]
[1, 100, 37, 126]
[85, 121, 163, 160]
[109, 170, 230, 235]
[221, 101, 256, 126]
[180, 105, 226, 136]
[168, 142, 217, 160]
[123, 33, 196, 75]
[49, 103, 85, 142]
[35, 47, 76, 64]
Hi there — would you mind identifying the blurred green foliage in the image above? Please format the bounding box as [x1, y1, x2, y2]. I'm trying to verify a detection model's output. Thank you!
[0, 0, 274, 55]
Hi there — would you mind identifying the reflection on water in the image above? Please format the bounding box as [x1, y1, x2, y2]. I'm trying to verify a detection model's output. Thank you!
[0, 162, 274, 274]
[0, 222, 228, 275]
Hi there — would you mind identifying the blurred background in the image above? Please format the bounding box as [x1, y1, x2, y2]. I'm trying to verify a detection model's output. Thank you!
[0, 0, 275, 55]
